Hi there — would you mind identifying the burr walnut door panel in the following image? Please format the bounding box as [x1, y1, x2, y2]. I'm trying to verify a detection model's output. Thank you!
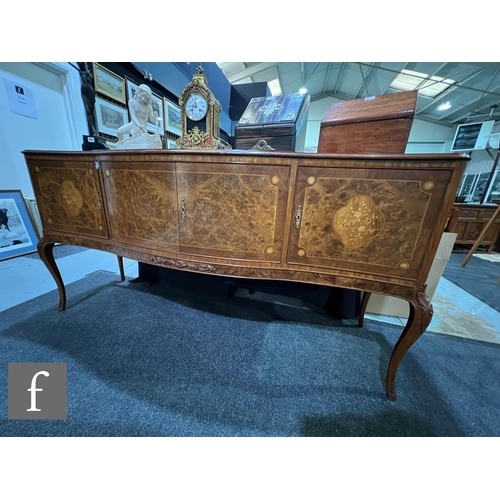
[288, 164, 454, 280]
[176, 162, 289, 262]
[27, 159, 108, 238]
[100, 161, 180, 252]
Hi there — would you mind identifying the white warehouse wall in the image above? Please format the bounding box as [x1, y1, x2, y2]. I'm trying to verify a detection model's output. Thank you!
[0, 62, 87, 198]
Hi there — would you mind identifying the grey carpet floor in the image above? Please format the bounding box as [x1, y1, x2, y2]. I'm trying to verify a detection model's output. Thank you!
[443, 252, 500, 313]
[1, 270, 499, 437]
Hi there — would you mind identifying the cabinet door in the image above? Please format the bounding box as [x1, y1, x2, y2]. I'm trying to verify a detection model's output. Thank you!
[27, 159, 108, 238]
[100, 161, 180, 252]
[288, 164, 454, 280]
[177, 162, 289, 262]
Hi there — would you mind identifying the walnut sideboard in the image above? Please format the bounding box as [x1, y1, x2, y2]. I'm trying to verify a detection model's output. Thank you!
[23, 149, 468, 400]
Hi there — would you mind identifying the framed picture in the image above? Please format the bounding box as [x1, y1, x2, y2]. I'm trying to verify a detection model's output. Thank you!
[95, 97, 128, 137]
[149, 93, 164, 134]
[164, 98, 182, 136]
[166, 138, 177, 149]
[125, 78, 162, 133]
[0, 190, 39, 261]
[125, 77, 139, 104]
[93, 63, 126, 104]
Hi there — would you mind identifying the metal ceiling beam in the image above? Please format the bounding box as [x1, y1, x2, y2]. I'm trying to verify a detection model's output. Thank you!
[467, 70, 500, 117]
[354, 63, 372, 98]
[223, 62, 279, 83]
[334, 63, 346, 94]
[311, 92, 353, 103]
[416, 69, 486, 115]
[323, 62, 332, 94]
[438, 80, 500, 121]
[379, 62, 409, 94]
[414, 62, 449, 91]
[303, 63, 321, 86]
[447, 83, 500, 123]
[357, 62, 500, 98]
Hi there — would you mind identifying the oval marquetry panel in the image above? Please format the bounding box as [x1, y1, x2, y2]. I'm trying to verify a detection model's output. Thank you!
[59, 179, 84, 217]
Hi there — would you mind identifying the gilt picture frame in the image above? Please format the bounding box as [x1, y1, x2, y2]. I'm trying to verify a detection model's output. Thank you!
[93, 63, 126, 104]
[0, 190, 39, 261]
[95, 97, 128, 137]
[164, 98, 182, 136]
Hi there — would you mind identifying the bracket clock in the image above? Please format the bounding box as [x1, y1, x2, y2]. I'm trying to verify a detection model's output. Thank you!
[176, 65, 230, 150]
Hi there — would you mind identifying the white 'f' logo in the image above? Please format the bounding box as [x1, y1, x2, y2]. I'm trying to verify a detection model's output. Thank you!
[27, 371, 49, 412]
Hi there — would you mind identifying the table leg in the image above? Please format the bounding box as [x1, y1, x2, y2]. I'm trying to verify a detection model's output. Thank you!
[117, 255, 125, 281]
[37, 238, 66, 312]
[385, 285, 433, 400]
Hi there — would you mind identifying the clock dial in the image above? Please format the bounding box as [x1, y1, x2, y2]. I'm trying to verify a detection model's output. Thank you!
[185, 93, 208, 121]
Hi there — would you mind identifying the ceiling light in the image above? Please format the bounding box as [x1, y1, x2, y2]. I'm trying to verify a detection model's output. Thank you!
[437, 101, 452, 111]
[299, 88, 307, 94]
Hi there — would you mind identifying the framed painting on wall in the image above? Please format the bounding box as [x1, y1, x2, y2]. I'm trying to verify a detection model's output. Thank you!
[164, 99, 182, 136]
[93, 63, 126, 104]
[0, 190, 39, 261]
[95, 97, 128, 137]
[149, 93, 164, 134]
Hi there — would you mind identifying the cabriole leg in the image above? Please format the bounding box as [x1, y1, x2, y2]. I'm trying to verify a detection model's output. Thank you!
[385, 285, 433, 400]
[38, 238, 66, 312]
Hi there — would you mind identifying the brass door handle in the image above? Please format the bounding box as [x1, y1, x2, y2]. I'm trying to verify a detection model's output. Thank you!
[181, 198, 186, 222]
[295, 205, 302, 229]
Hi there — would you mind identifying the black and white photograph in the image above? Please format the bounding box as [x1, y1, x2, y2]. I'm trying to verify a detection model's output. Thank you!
[0, 190, 39, 260]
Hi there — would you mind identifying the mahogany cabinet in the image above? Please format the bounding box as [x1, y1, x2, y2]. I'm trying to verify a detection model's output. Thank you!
[447, 202, 500, 252]
[318, 90, 418, 154]
[23, 149, 468, 400]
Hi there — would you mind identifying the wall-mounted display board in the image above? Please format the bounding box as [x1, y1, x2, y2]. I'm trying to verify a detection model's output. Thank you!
[451, 121, 495, 152]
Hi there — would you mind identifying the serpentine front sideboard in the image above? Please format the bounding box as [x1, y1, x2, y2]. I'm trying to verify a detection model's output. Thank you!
[23, 149, 468, 400]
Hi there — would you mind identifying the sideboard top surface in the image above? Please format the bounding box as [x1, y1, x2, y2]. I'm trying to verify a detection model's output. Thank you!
[23, 148, 469, 165]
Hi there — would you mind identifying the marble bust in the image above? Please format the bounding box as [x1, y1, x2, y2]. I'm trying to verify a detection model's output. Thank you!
[116, 84, 162, 149]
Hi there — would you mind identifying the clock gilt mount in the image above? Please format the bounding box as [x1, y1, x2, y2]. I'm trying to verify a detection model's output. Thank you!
[176, 65, 231, 150]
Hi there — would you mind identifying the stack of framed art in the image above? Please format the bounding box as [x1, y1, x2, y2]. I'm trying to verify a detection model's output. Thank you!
[92, 63, 182, 149]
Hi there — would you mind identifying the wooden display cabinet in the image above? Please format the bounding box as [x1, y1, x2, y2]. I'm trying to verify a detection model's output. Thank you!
[447, 203, 500, 252]
[317, 90, 418, 154]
